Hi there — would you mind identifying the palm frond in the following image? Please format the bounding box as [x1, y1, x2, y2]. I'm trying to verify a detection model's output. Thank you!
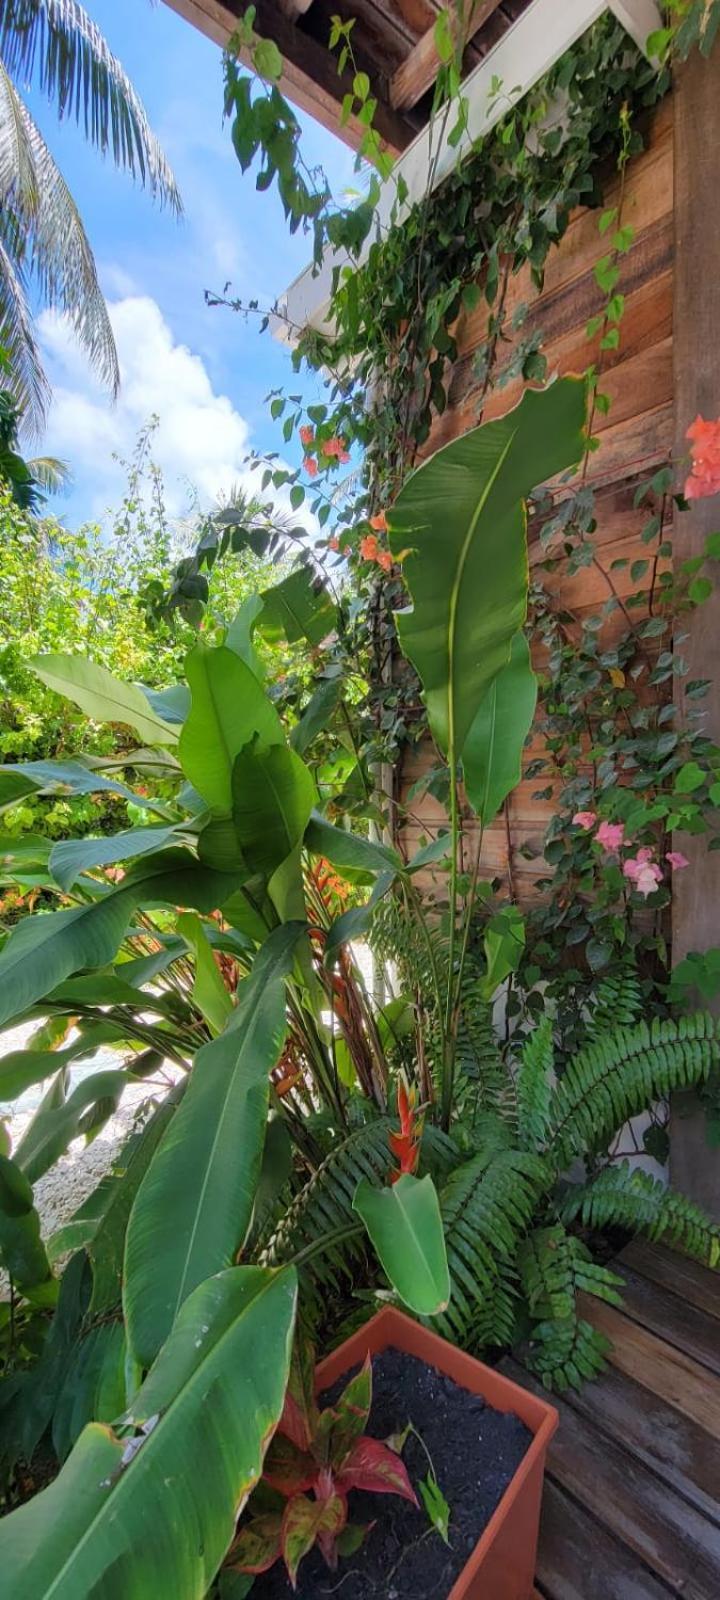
[561, 1160, 720, 1267]
[25, 451, 70, 491]
[0, 233, 49, 429]
[0, 59, 36, 205]
[547, 1013, 720, 1170]
[4, 93, 120, 404]
[0, 0, 181, 211]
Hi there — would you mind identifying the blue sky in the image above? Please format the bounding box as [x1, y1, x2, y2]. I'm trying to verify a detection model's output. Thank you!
[26, 0, 356, 525]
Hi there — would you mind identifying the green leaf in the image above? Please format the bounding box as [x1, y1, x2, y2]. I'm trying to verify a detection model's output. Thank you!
[676, 762, 706, 795]
[124, 926, 302, 1368]
[178, 644, 282, 813]
[304, 814, 401, 878]
[31, 655, 177, 747]
[225, 595, 266, 680]
[50, 826, 179, 892]
[480, 907, 525, 1001]
[0, 1023, 123, 1101]
[0, 1153, 52, 1289]
[0, 759, 147, 814]
[353, 1173, 450, 1315]
[289, 679, 341, 756]
[14, 1069, 128, 1184]
[0, 851, 245, 1032]
[254, 36, 283, 81]
[389, 379, 586, 760]
[323, 872, 395, 966]
[177, 912, 233, 1035]
[231, 744, 316, 878]
[259, 569, 337, 647]
[0, 1266, 298, 1599]
[463, 631, 537, 824]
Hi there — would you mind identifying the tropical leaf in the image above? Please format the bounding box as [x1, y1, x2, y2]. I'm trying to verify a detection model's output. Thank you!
[178, 644, 282, 813]
[290, 679, 341, 756]
[259, 567, 337, 646]
[31, 654, 177, 746]
[0, 758, 152, 814]
[124, 925, 303, 1368]
[463, 631, 537, 824]
[231, 744, 316, 878]
[226, 594, 265, 678]
[389, 379, 586, 761]
[176, 910, 233, 1035]
[353, 1173, 451, 1315]
[13, 1068, 128, 1183]
[0, 1151, 52, 1289]
[305, 814, 401, 879]
[49, 824, 180, 890]
[0, 1265, 298, 1599]
[0, 850, 244, 1031]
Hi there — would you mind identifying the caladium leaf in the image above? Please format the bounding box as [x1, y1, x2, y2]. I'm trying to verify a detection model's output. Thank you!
[337, 1436, 418, 1504]
[315, 1355, 371, 1469]
[227, 1512, 283, 1575]
[281, 1490, 347, 1587]
[262, 1433, 317, 1497]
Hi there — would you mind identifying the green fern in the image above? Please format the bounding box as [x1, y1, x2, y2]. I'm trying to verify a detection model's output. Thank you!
[561, 1160, 720, 1267]
[516, 1016, 554, 1150]
[585, 967, 643, 1037]
[435, 1148, 547, 1350]
[518, 1224, 623, 1390]
[547, 1013, 720, 1169]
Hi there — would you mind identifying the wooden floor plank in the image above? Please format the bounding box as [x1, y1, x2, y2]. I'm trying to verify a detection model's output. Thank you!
[578, 1294, 720, 1438]
[504, 1359, 720, 1598]
[536, 1481, 675, 1599]
[614, 1263, 720, 1375]
[617, 1241, 720, 1323]
[553, 1363, 720, 1528]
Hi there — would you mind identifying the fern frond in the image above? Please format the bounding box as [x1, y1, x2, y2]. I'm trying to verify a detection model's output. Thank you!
[435, 1148, 548, 1351]
[518, 1224, 622, 1391]
[516, 1016, 554, 1151]
[548, 1013, 720, 1169]
[585, 967, 643, 1037]
[561, 1161, 720, 1267]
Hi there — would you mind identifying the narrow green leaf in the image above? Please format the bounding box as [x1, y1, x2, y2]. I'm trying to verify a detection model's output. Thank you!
[50, 826, 179, 891]
[304, 814, 401, 878]
[177, 911, 233, 1035]
[463, 632, 537, 824]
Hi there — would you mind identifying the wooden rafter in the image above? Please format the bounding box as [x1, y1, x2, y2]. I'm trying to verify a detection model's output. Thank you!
[390, 0, 505, 111]
[162, 0, 416, 152]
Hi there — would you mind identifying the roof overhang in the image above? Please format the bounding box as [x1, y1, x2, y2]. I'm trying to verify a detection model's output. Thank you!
[274, 0, 662, 345]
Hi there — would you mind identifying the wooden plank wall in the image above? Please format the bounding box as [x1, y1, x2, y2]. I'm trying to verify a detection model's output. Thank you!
[397, 98, 674, 904]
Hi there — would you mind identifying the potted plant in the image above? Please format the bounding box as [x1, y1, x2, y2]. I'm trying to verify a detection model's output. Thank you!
[226, 1307, 558, 1599]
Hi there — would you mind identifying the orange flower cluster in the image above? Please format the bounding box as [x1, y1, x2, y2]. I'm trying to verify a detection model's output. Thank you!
[685, 415, 720, 501]
[299, 426, 350, 472]
[359, 533, 392, 572]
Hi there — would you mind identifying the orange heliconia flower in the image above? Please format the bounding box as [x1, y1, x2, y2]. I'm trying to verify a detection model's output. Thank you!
[389, 1074, 423, 1183]
[299, 424, 314, 446]
[369, 510, 388, 532]
[303, 455, 319, 477]
[685, 415, 720, 500]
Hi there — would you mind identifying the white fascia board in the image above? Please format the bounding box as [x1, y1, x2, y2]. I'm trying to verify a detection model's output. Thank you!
[274, 0, 661, 345]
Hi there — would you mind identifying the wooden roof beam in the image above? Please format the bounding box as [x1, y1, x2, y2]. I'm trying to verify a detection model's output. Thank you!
[162, 0, 415, 153]
[390, 0, 505, 112]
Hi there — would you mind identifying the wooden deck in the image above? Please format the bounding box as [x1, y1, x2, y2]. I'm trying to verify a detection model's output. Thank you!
[507, 1240, 720, 1599]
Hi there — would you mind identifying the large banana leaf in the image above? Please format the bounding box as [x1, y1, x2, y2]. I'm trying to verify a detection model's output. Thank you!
[0, 1153, 52, 1290]
[259, 567, 337, 646]
[389, 379, 586, 761]
[462, 631, 537, 824]
[0, 1265, 298, 1600]
[0, 851, 244, 1032]
[49, 825, 180, 891]
[231, 744, 316, 878]
[31, 655, 177, 747]
[124, 925, 303, 1368]
[178, 644, 282, 814]
[0, 759, 149, 815]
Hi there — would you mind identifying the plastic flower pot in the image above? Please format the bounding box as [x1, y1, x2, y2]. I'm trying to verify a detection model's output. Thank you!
[315, 1306, 558, 1600]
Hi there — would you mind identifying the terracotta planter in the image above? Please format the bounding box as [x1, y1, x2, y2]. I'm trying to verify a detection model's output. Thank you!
[315, 1307, 558, 1600]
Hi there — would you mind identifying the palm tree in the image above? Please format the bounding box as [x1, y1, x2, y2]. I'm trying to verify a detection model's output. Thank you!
[0, 0, 182, 434]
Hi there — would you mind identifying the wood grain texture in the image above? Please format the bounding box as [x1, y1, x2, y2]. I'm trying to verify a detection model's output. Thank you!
[614, 1263, 720, 1376]
[669, 37, 720, 1218]
[579, 1293, 720, 1438]
[536, 1479, 676, 1599]
[617, 1240, 720, 1323]
[389, 0, 504, 109]
[504, 1358, 720, 1598]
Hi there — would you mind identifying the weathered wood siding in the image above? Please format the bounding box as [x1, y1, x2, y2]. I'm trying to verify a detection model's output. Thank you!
[397, 98, 674, 903]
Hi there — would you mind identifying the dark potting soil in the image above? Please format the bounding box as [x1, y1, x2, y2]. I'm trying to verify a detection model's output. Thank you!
[248, 1346, 532, 1600]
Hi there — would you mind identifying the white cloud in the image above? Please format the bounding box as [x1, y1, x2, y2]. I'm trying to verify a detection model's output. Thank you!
[38, 294, 313, 532]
